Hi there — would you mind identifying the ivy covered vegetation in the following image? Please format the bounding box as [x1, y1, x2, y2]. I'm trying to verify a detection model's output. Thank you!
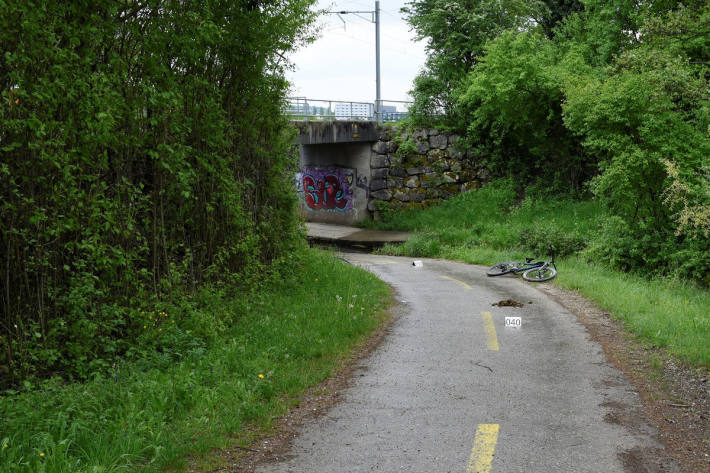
[1, 1, 318, 387]
[402, 0, 710, 283]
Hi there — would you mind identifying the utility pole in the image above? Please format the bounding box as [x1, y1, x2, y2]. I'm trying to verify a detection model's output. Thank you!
[327, 2, 382, 123]
[375, 1, 381, 124]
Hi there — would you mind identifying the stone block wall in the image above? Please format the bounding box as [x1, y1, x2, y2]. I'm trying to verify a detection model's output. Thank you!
[368, 126, 491, 220]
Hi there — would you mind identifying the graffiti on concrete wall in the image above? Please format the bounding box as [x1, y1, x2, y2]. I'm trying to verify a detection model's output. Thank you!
[297, 167, 354, 212]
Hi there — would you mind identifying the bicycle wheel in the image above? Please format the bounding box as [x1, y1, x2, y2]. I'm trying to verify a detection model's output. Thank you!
[486, 262, 518, 277]
[522, 265, 557, 282]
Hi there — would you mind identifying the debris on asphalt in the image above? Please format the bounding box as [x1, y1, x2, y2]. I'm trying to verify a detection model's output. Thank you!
[492, 299, 524, 308]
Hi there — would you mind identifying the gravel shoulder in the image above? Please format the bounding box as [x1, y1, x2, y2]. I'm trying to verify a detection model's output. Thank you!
[537, 283, 710, 472]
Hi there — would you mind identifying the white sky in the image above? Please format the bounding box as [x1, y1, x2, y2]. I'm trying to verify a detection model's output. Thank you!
[286, 0, 428, 105]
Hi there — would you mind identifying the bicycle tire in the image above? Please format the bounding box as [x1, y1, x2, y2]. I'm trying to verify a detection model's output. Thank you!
[486, 262, 518, 277]
[521, 266, 557, 282]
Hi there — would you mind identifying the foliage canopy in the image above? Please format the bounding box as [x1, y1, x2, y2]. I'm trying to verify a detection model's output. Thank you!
[0, 0, 318, 385]
[403, 0, 709, 282]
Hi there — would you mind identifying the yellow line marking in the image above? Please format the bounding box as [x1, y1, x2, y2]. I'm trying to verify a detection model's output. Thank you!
[440, 275, 472, 290]
[481, 312, 499, 351]
[466, 424, 500, 473]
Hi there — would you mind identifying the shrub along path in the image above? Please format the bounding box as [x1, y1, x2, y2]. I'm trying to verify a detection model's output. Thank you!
[0, 250, 392, 473]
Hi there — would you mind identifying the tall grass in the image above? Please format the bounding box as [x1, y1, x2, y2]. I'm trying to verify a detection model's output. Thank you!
[558, 258, 710, 367]
[374, 180, 710, 368]
[0, 250, 390, 473]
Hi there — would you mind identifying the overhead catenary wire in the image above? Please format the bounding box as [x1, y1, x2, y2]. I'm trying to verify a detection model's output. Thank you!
[325, 31, 424, 58]
[319, 5, 422, 57]
[289, 1, 424, 104]
[323, 2, 383, 122]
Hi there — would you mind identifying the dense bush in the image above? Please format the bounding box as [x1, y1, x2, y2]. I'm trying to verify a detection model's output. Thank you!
[458, 31, 593, 193]
[563, 4, 710, 279]
[519, 226, 587, 258]
[0, 1, 317, 386]
[0, 249, 391, 473]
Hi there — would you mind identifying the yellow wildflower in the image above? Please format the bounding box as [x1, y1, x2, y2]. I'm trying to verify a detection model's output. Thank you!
[258, 373, 264, 379]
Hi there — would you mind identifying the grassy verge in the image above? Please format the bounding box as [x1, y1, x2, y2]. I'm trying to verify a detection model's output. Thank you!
[557, 258, 710, 367]
[0, 249, 390, 473]
[373, 181, 710, 369]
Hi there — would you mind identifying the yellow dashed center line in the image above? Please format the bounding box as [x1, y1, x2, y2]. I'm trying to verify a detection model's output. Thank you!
[440, 275, 472, 290]
[481, 311, 499, 351]
[466, 424, 500, 473]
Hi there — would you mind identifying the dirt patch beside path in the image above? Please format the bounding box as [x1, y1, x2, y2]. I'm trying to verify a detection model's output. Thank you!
[537, 283, 710, 473]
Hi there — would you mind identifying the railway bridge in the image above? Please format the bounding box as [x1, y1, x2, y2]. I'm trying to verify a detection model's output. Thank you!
[293, 120, 383, 226]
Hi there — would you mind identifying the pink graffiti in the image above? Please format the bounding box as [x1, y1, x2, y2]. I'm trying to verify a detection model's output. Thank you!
[303, 175, 348, 210]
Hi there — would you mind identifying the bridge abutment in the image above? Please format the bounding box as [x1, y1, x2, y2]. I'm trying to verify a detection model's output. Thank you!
[297, 141, 372, 225]
[295, 121, 488, 224]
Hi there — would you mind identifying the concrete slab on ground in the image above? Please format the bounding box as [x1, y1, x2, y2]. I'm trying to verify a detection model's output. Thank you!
[305, 222, 411, 247]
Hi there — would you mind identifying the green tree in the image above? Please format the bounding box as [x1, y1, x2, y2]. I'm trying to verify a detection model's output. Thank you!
[459, 31, 593, 193]
[562, 3, 710, 278]
[556, 0, 645, 66]
[538, 0, 584, 38]
[402, 0, 543, 119]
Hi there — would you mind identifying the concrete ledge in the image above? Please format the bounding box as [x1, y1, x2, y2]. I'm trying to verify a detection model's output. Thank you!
[305, 222, 411, 248]
[294, 120, 378, 145]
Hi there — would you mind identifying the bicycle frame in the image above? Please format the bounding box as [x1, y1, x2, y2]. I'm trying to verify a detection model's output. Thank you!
[505, 259, 546, 273]
[486, 256, 557, 279]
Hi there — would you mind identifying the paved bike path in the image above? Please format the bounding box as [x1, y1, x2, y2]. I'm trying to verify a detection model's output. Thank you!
[255, 254, 675, 472]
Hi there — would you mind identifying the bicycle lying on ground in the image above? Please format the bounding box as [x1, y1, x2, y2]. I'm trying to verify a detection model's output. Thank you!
[486, 256, 557, 282]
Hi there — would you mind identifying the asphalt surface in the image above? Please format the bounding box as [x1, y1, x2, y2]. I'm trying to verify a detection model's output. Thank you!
[256, 254, 668, 473]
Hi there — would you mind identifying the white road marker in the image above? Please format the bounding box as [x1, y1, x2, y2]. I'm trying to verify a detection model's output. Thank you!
[504, 316, 522, 328]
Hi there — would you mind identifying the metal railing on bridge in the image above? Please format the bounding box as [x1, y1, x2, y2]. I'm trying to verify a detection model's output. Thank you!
[284, 97, 411, 123]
